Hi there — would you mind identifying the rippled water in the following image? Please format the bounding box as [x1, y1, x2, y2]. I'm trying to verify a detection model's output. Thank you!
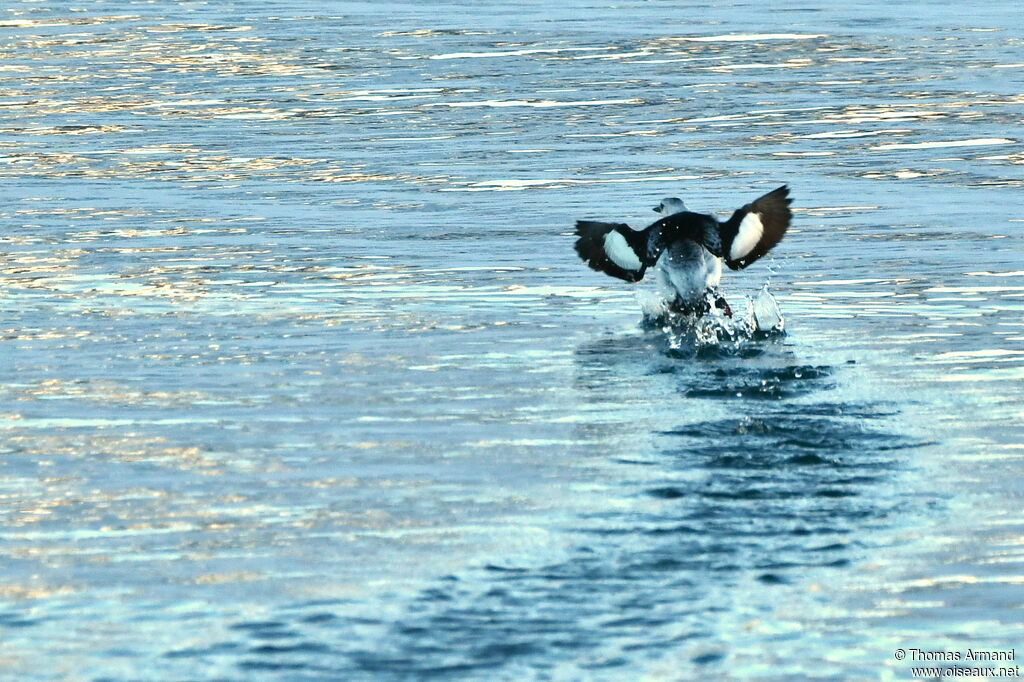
[2, 1, 1023, 679]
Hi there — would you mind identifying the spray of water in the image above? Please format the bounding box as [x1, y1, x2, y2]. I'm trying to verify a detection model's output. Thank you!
[638, 283, 785, 352]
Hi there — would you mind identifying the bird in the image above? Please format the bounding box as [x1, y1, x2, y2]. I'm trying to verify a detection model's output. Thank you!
[573, 186, 792, 317]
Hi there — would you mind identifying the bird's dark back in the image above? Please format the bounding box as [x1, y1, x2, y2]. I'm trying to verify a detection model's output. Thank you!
[647, 211, 721, 258]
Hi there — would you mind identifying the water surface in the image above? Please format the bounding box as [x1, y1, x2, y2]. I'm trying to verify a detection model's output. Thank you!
[2, 1, 1023, 679]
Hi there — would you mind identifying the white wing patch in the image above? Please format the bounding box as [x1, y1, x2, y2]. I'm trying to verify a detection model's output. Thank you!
[603, 230, 642, 270]
[730, 211, 764, 260]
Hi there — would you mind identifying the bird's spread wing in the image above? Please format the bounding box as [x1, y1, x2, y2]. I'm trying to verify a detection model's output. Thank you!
[574, 187, 792, 280]
[718, 185, 792, 270]
[573, 221, 649, 283]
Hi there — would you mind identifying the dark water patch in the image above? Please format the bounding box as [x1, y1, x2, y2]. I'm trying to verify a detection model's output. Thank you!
[785, 453, 835, 465]
[658, 406, 917, 476]
[757, 573, 788, 584]
[300, 612, 338, 625]
[611, 457, 660, 466]
[647, 486, 686, 499]
[701, 451, 849, 469]
[483, 564, 529, 573]
[692, 651, 726, 665]
[229, 619, 289, 633]
[237, 659, 317, 672]
[682, 364, 834, 399]
[248, 641, 331, 654]
[811, 542, 849, 552]
[418, 587, 455, 602]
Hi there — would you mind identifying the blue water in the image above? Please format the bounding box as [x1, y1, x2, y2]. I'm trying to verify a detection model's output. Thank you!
[2, 1, 1023, 680]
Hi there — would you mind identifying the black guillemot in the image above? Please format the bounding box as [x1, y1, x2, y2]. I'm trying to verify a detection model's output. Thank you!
[573, 186, 792, 316]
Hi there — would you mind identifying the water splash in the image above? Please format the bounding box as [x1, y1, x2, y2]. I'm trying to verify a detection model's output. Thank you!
[639, 284, 786, 353]
[750, 283, 785, 333]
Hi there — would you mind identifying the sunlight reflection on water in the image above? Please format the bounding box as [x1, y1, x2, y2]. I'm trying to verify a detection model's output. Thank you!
[1, 0, 1023, 679]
